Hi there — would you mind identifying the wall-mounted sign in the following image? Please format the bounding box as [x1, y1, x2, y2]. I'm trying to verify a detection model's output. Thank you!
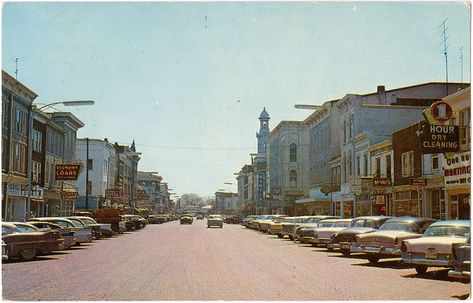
[423, 101, 453, 125]
[55, 164, 82, 180]
[372, 189, 386, 196]
[373, 178, 391, 186]
[443, 151, 471, 188]
[410, 178, 427, 186]
[416, 121, 459, 153]
[61, 191, 78, 200]
[105, 188, 124, 198]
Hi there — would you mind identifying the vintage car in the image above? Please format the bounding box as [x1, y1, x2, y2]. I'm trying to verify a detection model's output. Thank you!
[309, 219, 354, 246]
[401, 220, 470, 274]
[241, 215, 258, 228]
[268, 217, 296, 238]
[121, 215, 147, 230]
[180, 215, 193, 225]
[196, 214, 204, 220]
[327, 216, 392, 256]
[66, 217, 103, 239]
[248, 215, 273, 230]
[351, 217, 436, 263]
[207, 215, 224, 228]
[28, 221, 77, 249]
[2, 222, 64, 261]
[67, 216, 114, 238]
[147, 215, 161, 224]
[294, 216, 340, 242]
[298, 218, 343, 244]
[2, 240, 7, 261]
[258, 215, 287, 233]
[448, 236, 471, 280]
[28, 217, 93, 245]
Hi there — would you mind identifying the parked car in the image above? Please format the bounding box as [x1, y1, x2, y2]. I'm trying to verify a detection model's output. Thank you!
[28, 217, 93, 245]
[309, 219, 353, 247]
[2, 222, 64, 261]
[294, 216, 340, 242]
[298, 218, 342, 244]
[241, 215, 258, 228]
[351, 217, 436, 263]
[448, 236, 471, 280]
[67, 216, 114, 238]
[401, 220, 470, 274]
[28, 221, 77, 249]
[180, 215, 193, 225]
[121, 215, 147, 230]
[268, 217, 296, 238]
[207, 215, 223, 228]
[327, 216, 392, 256]
[258, 215, 287, 233]
[2, 240, 7, 261]
[196, 214, 204, 220]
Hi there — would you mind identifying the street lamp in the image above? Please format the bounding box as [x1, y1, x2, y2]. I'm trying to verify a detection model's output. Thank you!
[26, 100, 94, 221]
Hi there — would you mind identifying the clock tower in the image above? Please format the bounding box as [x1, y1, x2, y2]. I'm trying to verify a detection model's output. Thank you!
[256, 107, 270, 154]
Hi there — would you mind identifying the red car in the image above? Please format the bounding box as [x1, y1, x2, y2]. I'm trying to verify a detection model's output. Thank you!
[2, 222, 64, 261]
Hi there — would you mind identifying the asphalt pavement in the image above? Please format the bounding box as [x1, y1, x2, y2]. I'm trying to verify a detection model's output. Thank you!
[2, 219, 470, 300]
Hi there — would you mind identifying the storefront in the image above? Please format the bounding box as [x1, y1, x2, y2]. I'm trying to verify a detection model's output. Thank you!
[424, 177, 446, 220]
[392, 185, 420, 217]
[443, 151, 470, 220]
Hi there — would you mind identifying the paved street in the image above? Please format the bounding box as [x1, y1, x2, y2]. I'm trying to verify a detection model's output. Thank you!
[2, 220, 470, 301]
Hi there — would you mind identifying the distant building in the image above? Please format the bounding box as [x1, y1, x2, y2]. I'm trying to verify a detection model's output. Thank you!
[137, 171, 162, 212]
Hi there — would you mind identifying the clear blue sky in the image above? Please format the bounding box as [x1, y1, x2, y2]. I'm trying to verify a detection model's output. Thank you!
[3, 1, 470, 197]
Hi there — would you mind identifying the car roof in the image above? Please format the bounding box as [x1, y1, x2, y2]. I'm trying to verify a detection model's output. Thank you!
[429, 220, 470, 227]
[29, 217, 75, 223]
[353, 216, 393, 221]
[384, 217, 436, 224]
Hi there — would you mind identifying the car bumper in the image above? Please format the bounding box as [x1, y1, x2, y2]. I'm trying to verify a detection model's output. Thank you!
[300, 237, 313, 243]
[350, 245, 400, 255]
[75, 234, 93, 243]
[401, 255, 453, 267]
[448, 269, 471, 279]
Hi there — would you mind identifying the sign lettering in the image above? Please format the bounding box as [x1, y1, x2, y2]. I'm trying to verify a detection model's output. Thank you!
[55, 164, 82, 180]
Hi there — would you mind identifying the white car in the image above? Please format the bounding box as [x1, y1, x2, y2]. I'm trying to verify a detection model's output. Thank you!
[207, 215, 223, 228]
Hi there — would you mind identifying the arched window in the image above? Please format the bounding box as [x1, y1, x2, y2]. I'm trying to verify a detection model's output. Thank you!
[289, 143, 297, 162]
[289, 170, 297, 188]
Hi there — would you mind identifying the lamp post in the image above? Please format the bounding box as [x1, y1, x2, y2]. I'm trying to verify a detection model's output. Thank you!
[26, 100, 94, 221]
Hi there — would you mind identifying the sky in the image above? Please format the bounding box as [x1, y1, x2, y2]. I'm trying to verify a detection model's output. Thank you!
[2, 1, 470, 197]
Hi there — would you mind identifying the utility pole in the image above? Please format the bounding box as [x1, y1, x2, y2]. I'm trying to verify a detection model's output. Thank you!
[439, 19, 449, 95]
[459, 47, 464, 83]
[85, 137, 89, 209]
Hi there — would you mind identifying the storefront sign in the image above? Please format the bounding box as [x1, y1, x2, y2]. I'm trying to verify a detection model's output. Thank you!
[443, 151, 471, 188]
[105, 188, 124, 198]
[372, 189, 386, 196]
[417, 121, 459, 153]
[61, 191, 78, 200]
[256, 171, 264, 206]
[410, 178, 427, 186]
[373, 178, 391, 186]
[55, 164, 82, 180]
[7, 184, 26, 197]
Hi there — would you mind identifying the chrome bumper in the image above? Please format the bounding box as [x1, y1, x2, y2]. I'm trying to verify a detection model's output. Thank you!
[350, 245, 400, 255]
[401, 255, 453, 267]
[327, 243, 340, 249]
[448, 269, 471, 279]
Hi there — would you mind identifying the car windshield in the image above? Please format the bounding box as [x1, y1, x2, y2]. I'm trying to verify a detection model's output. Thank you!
[350, 219, 377, 228]
[379, 222, 419, 232]
[15, 224, 38, 232]
[424, 226, 470, 237]
[69, 219, 85, 226]
[208, 215, 222, 219]
[334, 221, 351, 227]
[305, 218, 320, 223]
[282, 218, 295, 223]
[80, 218, 96, 224]
[318, 222, 336, 227]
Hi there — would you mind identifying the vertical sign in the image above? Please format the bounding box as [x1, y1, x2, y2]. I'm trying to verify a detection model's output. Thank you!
[256, 171, 264, 207]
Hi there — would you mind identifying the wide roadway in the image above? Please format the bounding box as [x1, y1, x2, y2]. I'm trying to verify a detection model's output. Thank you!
[2, 219, 470, 300]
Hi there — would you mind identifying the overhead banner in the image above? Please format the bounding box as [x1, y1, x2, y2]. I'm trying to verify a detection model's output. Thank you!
[55, 164, 82, 180]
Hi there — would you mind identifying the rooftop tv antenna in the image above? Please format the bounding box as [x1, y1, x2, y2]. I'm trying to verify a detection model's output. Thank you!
[439, 19, 449, 95]
[15, 58, 19, 80]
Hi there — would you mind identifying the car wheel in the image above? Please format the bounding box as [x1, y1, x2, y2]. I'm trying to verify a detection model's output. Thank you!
[289, 235, 294, 241]
[19, 248, 37, 261]
[277, 234, 284, 239]
[326, 247, 334, 252]
[341, 249, 351, 256]
[220, 226, 223, 228]
[415, 265, 428, 274]
[367, 254, 380, 264]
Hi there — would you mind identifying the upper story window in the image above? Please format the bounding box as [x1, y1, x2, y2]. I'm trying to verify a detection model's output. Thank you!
[385, 154, 392, 178]
[432, 154, 439, 171]
[289, 143, 297, 162]
[32, 129, 42, 152]
[459, 108, 470, 148]
[13, 106, 27, 135]
[363, 153, 368, 177]
[401, 151, 415, 177]
[356, 155, 361, 176]
[87, 159, 94, 170]
[374, 157, 381, 177]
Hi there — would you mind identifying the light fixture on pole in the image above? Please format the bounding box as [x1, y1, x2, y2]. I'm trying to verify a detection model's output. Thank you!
[26, 100, 94, 221]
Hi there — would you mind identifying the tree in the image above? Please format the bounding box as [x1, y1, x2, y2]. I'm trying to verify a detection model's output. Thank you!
[179, 193, 204, 208]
